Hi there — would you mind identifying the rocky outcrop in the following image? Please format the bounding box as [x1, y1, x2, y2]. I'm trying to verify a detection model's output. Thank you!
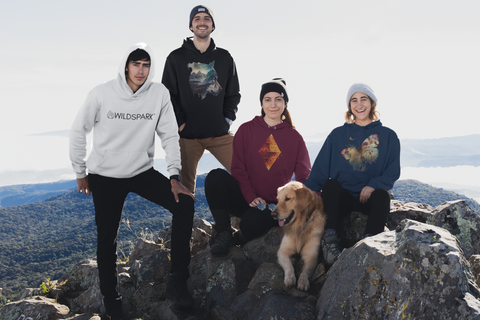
[318, 219, 480, 319]
[1, 200, 479, 320]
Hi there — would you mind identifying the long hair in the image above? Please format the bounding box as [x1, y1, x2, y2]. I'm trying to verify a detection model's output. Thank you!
[344, 96, 379, 124]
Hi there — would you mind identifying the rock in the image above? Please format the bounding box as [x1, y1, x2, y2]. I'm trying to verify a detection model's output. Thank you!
[388, 200, 434, 229]
[18, 288, 41, 300]
[242, 226, 283, 266]
[4, 198, 480, 319]
[427, 200, 480, 258]
[469, 255, 480, 288]
[158, 218, 213, 254]
[212, 261, 317, 320]
[204, 246, 252, 311]
[53, 259, 102, 314]
[127, 238, 165, 267]
[65, 314, 101, 320]
[0, 296, 70, 320]
[317, 219, 480, 319]
[339, 211, 369, 248]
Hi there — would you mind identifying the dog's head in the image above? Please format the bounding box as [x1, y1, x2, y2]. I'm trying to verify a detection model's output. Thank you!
[271, 181, 315, 227]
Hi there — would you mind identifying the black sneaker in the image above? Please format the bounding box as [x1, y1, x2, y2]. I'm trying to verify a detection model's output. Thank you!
[164, 272, 194, 309]
[232, 230, 248, 246]
[209, 230, 233, 256]
[321, 234, 343, 266]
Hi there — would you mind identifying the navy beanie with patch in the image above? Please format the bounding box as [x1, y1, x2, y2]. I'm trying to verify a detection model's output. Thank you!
[189, 5, 215, 30]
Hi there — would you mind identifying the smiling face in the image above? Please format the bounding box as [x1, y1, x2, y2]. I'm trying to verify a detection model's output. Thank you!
[262, 92, 286, 125]
[190, 12, 214, 39]
[349, 92, 373, 126]
[125, 59, 150, 92]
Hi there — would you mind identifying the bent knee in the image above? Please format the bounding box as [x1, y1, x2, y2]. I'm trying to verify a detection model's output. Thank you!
[371, 188, 390, 201]
[205, 169, 229, 190]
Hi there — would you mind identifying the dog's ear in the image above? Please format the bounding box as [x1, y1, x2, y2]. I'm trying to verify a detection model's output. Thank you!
[295, 185, 314, 213]
[277, 185, 286, 201]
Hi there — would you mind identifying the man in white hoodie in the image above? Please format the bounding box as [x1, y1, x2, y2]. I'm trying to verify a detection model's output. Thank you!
[70, 43, 196, 318]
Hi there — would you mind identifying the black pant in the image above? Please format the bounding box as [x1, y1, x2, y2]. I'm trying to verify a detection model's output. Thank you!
[321, 179, 390, 236]
[88, 168, 194, 311]
[204, 169, 278, 241]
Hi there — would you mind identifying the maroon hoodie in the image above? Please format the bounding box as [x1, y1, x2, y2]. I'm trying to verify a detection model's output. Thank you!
[231, 115, 311, 203]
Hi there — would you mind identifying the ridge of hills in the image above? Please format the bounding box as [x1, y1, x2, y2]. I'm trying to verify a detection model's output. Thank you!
[1, 134, 479, 188]
[0, 176, 479, 308]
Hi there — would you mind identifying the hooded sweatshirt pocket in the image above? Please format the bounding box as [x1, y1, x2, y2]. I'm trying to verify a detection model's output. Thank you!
[88, 150, 151, 178]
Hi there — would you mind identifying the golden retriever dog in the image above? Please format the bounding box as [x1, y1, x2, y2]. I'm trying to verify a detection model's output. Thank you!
[271, 181, 326, 291]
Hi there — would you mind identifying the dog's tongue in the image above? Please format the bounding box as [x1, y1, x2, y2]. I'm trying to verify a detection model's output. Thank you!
[278, 219, 285, 227]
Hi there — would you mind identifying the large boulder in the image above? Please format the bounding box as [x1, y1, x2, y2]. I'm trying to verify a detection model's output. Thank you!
[427, 200, 480, 258]
[469, 255, 480, 289]
[211, 261, 318, 320]
[317, 219, 480, 319]
[53, 259, 102, 314]
[0, 296, 70, 320]
[388, 200, 434, 229]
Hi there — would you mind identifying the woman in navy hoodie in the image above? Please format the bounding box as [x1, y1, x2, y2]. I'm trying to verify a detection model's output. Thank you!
[205, 78, 311, 256]
[305, 83, 400, 266]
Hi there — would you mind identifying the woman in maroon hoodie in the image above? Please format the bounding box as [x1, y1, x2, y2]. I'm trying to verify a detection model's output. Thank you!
[205, 78, 311, 255]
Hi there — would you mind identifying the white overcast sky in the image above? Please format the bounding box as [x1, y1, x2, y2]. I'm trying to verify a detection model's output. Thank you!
[0, 0, 479, 175]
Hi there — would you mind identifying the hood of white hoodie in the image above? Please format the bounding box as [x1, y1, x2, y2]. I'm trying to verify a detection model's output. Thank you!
[115, 42, 156, 98]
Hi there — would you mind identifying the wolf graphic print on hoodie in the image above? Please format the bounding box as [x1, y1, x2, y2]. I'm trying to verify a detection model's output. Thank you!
[162, 38, 240, 139]
[187, 61, 222, 99]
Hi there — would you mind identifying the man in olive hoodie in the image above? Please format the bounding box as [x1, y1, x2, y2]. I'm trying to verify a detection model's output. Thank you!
[162, 5, 241, 193]
[70, 43, 196, 317]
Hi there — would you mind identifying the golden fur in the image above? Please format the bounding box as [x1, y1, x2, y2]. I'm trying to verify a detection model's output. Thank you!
[272, 181, 327, 291]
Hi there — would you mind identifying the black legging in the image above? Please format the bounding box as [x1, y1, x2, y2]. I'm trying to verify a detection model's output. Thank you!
[205, 169, 278, 241]
[321, 179, 390, 236]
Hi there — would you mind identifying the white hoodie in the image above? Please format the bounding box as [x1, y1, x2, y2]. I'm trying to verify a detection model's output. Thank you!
[69, 43, 181, 179]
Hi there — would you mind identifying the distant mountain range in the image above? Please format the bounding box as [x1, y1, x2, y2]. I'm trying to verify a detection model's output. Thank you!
[0, 134, 479, 188]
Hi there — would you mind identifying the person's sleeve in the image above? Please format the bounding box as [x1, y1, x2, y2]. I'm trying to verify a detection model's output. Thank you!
[293, 135, 311, 183]
[367, 131, 401, 190]
[161, 55, 185, 127]
[223, 56, 241, 122]
[69, 92, 97, 179]
[304, 135, 332, 192]
[156, 87, 182, 176]
[231, 128, 257, 204]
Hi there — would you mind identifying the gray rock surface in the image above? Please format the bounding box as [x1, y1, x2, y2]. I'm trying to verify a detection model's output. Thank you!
[317, 219, 480, 319]
[2, 204, 480, 319]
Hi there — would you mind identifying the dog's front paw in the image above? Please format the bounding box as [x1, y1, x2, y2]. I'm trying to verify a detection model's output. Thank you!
[297, 274, 310, 291]
[284, 273, 296, 288]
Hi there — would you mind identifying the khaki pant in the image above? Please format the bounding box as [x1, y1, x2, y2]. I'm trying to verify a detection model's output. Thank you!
[180, 133, 234, 193]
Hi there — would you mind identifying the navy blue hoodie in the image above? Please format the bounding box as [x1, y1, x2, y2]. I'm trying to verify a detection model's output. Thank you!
[305, 121, 400, 197]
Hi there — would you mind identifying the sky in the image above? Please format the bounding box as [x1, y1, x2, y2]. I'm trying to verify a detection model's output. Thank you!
[0, 0, 479, 185]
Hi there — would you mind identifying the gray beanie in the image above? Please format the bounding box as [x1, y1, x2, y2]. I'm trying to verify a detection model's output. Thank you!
[346, 83, 377, 107]
[190, 5, 215, 30]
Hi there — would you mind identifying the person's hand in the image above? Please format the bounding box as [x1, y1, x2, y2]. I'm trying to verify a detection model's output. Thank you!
[171, 179, 196, 203]
[76, 177, 91, 195]
[179, 123, 186, 132]
[359, 186, 374, 204]
[249, 197, 266, 207]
